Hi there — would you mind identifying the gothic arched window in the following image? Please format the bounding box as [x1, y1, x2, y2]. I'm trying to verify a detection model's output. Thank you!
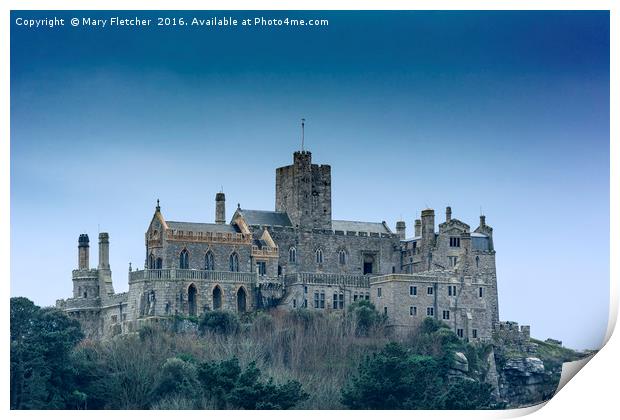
[315, 248, 324, 264]
[205, 251, 215, 271]
[476, 255, 480, 269]
[289, 247, 297, 263]
[149, 253, 155, 269]
[229, 252, 239, 272]
[338, 249, 347, 265]
[179, 249, 190, 269]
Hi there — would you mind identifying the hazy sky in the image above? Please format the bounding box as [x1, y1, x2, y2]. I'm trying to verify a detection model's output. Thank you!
[10, 11, 609, 350]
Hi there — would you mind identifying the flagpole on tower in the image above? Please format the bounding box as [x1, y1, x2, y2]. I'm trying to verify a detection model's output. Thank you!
[301, 118, 305, 152]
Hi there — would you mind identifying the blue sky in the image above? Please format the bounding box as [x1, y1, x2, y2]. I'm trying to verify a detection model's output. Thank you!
[10, 11, 609, 350]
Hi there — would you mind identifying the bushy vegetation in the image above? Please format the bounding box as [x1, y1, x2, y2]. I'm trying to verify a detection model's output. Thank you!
[11, 297, 500, 410]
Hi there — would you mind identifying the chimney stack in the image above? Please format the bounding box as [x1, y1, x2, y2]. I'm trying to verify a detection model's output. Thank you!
[78, 234, 89, 270]
[215, 192, 226, 224]
[480, 215, 486, 227]
[414, 219, 422, 237]
[98, 232, 110, 270]
[421, 209, 435, 244]
[396, 220, 406, 240]
[446, 206, 452, 222]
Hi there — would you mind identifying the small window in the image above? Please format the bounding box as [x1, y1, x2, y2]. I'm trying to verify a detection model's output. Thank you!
[293, 299, 297, 308]
[475, 255, 480, 268]
[410, 285, 417, 296]
[384, 307, 388, 315]
[426, 307, 434, 316]
[442, 310, 450, 320]
[353, 294, 358, 301]
[304, 286, 308, 294]
[315, 248, 324, 264]
[319, 292, 325, 309]
[392, 266, 396, 273]
[448, 285, 457, 296]
[338, 293, 344, 309]
[377, 287, 382, 297]
[229, 252, 239, 272]
[338, 249, 347, 265]
[289, 247, 297, 263]
[472, 329, 478, 339]
[410, 306, 417, 316]
[449, 237, 461, 247]
[205, 251, 215, 270]
[314, 292, 319, 308]
[448, 256, 458, 267]
[479, 287, 484, 298]
[304, 299, 308, 308]
[333, 294, 338, 309]
[365, 294, 370, 301]
[179, 249, 190, 269]
[427, 286, 434, 295]
[111, 315, 118, 323]
[457, 328, 464, 338]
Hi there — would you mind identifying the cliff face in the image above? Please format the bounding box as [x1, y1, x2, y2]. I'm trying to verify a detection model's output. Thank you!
[489, 336, 589, 408]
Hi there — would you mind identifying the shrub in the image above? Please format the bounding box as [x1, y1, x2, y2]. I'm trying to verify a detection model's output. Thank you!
[199, 311, 240, 335]
[154, 358, 201, 401]
[347, 299, 385, 336]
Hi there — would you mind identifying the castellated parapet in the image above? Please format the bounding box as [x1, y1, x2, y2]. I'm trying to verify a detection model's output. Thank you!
[57, 149, 501, 342]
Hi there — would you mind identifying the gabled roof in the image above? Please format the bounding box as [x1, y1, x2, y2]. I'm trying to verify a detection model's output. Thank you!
[167, 221, 239, 234]
[332, 220, 392, 234]
[235, 209, 292, 227]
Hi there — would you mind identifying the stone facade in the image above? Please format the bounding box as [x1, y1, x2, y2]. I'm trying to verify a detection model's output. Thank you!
[56, 149, 501, 342]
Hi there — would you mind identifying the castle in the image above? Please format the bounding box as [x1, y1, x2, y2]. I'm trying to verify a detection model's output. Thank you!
[56, 149, 500, 341]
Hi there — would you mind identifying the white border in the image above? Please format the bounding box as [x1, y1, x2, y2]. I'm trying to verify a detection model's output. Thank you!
[1, 1, 616, 419]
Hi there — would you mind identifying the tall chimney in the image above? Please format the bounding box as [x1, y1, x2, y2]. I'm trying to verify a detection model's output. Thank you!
[78, 234, 89, 270]
[98, 232, 110, 270]
[414, 219, 422, 237]
[396, 220, 406, 240]
[480, 215, 486, 227]
[446, 206, 452, 222]
[421, 209, 435, 245]
[215, 192, 226, 224]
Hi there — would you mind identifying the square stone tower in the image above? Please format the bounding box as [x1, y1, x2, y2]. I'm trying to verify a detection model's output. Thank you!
[275, 151, 332, 230]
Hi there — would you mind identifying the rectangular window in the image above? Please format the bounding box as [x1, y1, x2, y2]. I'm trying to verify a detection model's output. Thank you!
[304, 299, 308, 308]
[293, 299, 297, 308]
[448, 256, 458, 267]
[448, 285, 457, 296]
[442, 310, 450, 320]
[111, 315, 118, 323]
[410, 306, 417, 316]
[320, 292, 325, 309]
[410, 285, 417, 296]
[457, 328, 464, 338]
[377, 287, 382, 297]
[333, 294, 338, 309]
[479, 287, 484, 298]
[304, 286, 308, 294]
[339, 294, 344, 309]
[314, 292, 319, 308]
[449, 237, 461, 247]
[426, 307, 434, 316]
[384, 307, 388, 315]
[427, 286, 434, 295]
[472, 329, 478, 338]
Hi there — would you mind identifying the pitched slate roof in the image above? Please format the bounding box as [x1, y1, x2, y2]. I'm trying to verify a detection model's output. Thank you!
[332, 220, 392, 234]
[237, 209, 292, 227]
[166, 221, 239, 233]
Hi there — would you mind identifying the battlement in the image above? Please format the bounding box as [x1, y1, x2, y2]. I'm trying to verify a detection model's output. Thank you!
[493, 321, 531, 341]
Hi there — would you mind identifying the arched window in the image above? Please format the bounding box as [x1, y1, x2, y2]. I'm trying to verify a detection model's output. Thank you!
[315, 248, 324, 264]
[475, 255, 480, 269]
[179, 249, 189, 269]
[338, 249, 347, 265]
[229, 252, 239, 272]
[155, 258, 162, 269]
[289, 247, 297, 263]
[205, 251, 215, 271]
[149, 253, 155, 269]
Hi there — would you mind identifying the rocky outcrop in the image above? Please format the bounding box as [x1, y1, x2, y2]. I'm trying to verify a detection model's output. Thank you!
[497, 356, 557, 406]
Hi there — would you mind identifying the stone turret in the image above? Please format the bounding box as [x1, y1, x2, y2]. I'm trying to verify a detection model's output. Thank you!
[215, 192, 226, 224]
[396, 220, 406, 240]
[78, 234, 89, 270]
